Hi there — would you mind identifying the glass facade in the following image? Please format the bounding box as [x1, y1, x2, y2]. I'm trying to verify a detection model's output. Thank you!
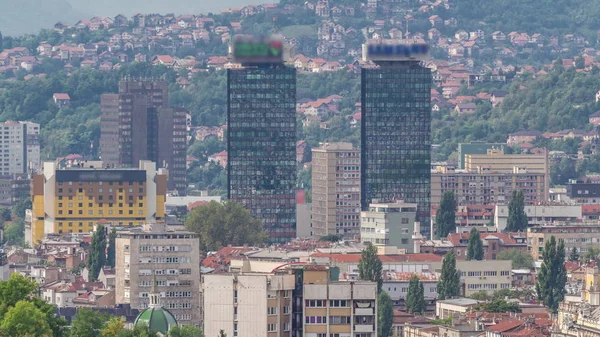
[361, 62, 432, 238]
[227, 66, 297, 243]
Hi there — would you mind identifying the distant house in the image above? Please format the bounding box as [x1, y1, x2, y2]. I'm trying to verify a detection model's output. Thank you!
[53, 93, 71, 107]
[507, 130, 542, 145]
[454, 103, 477, 114]
[208, 151, 228, 167]
[492, 31, 506, 41]
[596, 90, 600, 103]
[590, 111, 600, 126]
[152, 55, 175, 67]
[490, 90, 509, 107]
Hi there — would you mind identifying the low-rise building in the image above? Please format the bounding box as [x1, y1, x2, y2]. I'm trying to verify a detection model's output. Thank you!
[527, 224, 600, 260]
[360, 202, 418, 252]
[495, 204, 582, 232]
[436, 298, 483, 319]
[419, 232, 527, 260]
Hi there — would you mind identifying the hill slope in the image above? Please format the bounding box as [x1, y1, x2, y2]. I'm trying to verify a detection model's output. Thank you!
[0, 0, 86, 36]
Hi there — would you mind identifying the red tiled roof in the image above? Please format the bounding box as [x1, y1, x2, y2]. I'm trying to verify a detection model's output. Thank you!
[487, 319, 523, 332]
[53, 93, 71, 100]
[447, 232, 524, 246]
[310, 253, 442, 263]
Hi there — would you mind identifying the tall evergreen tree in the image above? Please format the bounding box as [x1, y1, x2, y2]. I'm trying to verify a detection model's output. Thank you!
[466, 227, 484, 261]
[437, 252, 461, 300]
[359, 242, 383, 292]
[87, 224, 107, 281]
[377, 291, 393, 337]
[535, 236, 567, 313]
[406, 275, 426, 314]
[107, 227, 117, 268]
[436, 191, 457, 238]
[569, 247, 580, 262]
[506, 190, 528, 232]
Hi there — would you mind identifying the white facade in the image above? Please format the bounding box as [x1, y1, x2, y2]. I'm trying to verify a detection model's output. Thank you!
[0, 121, 40, 175]
[360, 202, 417, 252]
[495, 204, 582, 231]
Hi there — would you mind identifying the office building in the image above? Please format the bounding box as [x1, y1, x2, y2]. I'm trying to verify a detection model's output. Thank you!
[0, 121, 40, 175]
[457, 142, 506, 170]
[360, 201, 417, 252]
[311, 142, 360, 239]
[26, 160, 166, 245]
[431, 166, 548, 207]
[100, 79, 187, 195]
[465, 148, 549, 185]
[495, 204, 581, 232]
[227, 65, 297, 243]
[566, 181, 600, 204]
[202, 272, 295, 337]
[0, 174, 30, 207]
[361, 42, 431, 238]
[527, 224, 600, 260]
[115, 223, 201, 326]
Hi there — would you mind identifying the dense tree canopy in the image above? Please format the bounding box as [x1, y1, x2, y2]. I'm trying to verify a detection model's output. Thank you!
[406, 275, 427, 314]
[358, 242, 383, 293]
[466, 227, 484, 261]
[436, 191, 457, 238]
[506, 190, 528, 232]
[536, 236, 567, 313]
[496, 249, 534, 269]
[437, 252, 461, 300]
[185, 200, 268, 251]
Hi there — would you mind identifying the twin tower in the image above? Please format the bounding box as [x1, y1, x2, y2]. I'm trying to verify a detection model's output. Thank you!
[227, 37, 432, 242]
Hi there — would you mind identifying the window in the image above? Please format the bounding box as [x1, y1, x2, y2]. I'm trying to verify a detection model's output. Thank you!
[500, 271, 510, 276]
[267, 307, 277, 315]
[283, 322, 289, 332]
[329, 316, 351, 324]
[267, 324, 277, 332]
[329, 300, 349, 307]
[305, 316, 327, 324]
[305, 300, 326, 307]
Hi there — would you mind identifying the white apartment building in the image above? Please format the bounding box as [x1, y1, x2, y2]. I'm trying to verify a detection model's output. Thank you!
[115, 223, 201, 326]
[360, 202, 417, 252]
[0, 121, 40, 175]
[494, 204, 582, 231]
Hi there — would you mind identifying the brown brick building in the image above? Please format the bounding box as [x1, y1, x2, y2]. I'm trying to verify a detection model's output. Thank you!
[100, 80, 187, 195]
[419, 232, 528, 260]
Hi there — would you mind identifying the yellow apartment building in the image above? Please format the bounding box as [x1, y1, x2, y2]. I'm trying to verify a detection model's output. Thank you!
[26, 160, 166, 245]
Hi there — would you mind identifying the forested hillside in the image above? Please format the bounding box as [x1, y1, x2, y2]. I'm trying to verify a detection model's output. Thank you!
[0, 0, 86, 36]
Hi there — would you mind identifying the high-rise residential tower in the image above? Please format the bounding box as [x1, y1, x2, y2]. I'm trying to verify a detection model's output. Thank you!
[100, 79, 187, 195]
[0, 121, 40, 175]
[227, 37, 297, 243]
[360, 42, 432, 238]
[311, 142, 360, 240]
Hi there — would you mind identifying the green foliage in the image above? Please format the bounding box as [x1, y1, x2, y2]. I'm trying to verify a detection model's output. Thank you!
[319, 234, 343, 242]
[0, 207, 11, 222]
[0, 300, 53, 337]
[114, 323, 158, 337]
[437, 252, 461, 300]
[536, 236, 567, 313]
[429, 318, 452, 325]
[377, 291, 394, 337]
[101, 316, 125, 337]
[107, 228, 116, 269]
[406, 275, 427, 314]
[11, 198, 31, 219]
[584, 247, 600, 261]
[466, 228, 484, 261]
[496, 249, 534, 269]
[569, 247, 580, 262]
[184, 200, 268, 252]
[87, 225, 107, 281]
[69, 308, 107, 337]
[358, 243, 383, 293]
[436, 191, 456, 238]
[474, 298, 522, 313]
[167, 326, 205, 337]
[506, 190, 527, 232]
[3, 219, 25, 246]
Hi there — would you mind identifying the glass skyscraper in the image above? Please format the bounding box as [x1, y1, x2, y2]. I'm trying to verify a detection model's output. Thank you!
[361, 61, 432, 238]
[227, 66, 297, 243]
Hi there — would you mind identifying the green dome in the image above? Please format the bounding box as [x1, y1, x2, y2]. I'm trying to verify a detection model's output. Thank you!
[134, 306, 177, 334]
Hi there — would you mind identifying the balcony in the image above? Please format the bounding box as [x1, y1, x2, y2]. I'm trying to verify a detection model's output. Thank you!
[354, 324, 375, 333]
[355, 308, 374, 315]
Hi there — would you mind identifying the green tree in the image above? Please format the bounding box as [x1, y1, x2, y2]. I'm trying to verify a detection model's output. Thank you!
[377, 291, 393, 337]
[569, 247, 580, 262]
[584, 247, 600, 261]
[437, 252, 461, 300]
[436, 191, 456, 238]
[69, 308, 107, 337]
[106, 228, 117, 268]
[406, 275, 426, 314]
[319, 234, 342, 242]
[358, 242, 383, 292]
[87, 225, 107, 281]
[0, 300, 53, 337]
[101, 316, 125, 337]
[185, 200, 268, 251]
[475, 298, 522, 313]
[11, 197, 32, 219]
[3, 218, 25, 246]
[0, 207, 11, 221]
[536, 236, 567, 313]
[506, 190, 528, 232]
[466, 228, 484, 261]
[496, 249, 534, 269]
[168, 326, 205, 337]
[0, 273, 39, 319]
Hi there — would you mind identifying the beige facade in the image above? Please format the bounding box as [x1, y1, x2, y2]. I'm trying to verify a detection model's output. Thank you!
[554, 267, 600, 337]
[465, 149, 548, 176]
[311, 142, 360, 239]
[202, 273, 295, 337]
[360, 202, 417, 252]
[435, 260, 512, 297]
[435, 298, 483, 319]
[527, 224, 600, 260]
[115, 223, 201, 326]
[495, 204, 582, 232]
[431, 166, 548, 207]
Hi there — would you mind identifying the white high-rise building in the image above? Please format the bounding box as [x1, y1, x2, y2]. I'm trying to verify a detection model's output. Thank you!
[0, 121, 40, 175]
